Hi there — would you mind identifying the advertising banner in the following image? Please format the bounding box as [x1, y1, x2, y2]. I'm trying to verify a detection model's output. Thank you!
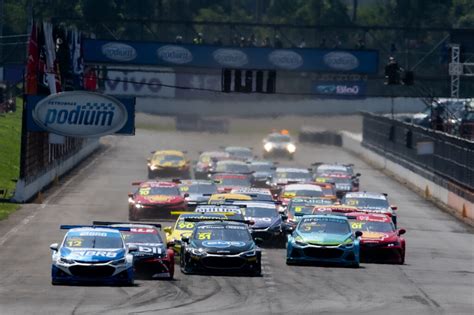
[104, 67, 176, 97]
[83, 39, 379, 74]
[26, 92, 135, 137]
[312, 80, 367, 98]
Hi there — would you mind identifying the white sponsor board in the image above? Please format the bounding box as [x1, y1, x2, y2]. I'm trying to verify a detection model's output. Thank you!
[101, 42, 137, 62]
[268, 50, 303, 70]
[32, 91, 128, 137]
[213, 49, 248, 67]
[323, 52, 359, 71]
[105, 67, 176, 97]
[157, 45, 193, 64]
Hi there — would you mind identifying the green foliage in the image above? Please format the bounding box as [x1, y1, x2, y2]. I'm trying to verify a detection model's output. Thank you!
[0, 109, 21, 199]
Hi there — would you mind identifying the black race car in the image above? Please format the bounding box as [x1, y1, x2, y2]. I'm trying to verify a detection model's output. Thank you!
[180, 220, 262, 276]
[93, 221, 175, 280]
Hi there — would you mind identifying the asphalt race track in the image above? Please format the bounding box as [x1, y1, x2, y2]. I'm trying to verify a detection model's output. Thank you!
[0, 125, 473, 315]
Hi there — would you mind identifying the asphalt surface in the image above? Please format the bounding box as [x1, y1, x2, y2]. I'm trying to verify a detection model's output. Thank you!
[0, 127, 473, 315]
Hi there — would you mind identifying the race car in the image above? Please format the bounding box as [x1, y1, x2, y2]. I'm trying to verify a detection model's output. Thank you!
[234, 201, 288, 247]
[211, 173, 252, 193]
[93, 221, 175, 279]
[211, 160, 253, 175]
[262, 130, 296, 159]
[313, 163, 361, 193]
[286, 197, 336, 226]
[178, 180, 218, 209]
[230, 187, 275, 203]
[279, 183, 324, 208]
[147, 150, 190, 178]
[268, 167, 313, 195]
[128, 181, 188, 220]
[286, 215, 362, 267]
[208, 193, 252, 204]
[311, 182, 338, 202]
[346, 212, 406, 264]
[341, 192, 398, 226]
[50, 225, 135, 285]
[194, 151, 230, 179]
[223, 146, 254, 161]
[312, 205, 361, 215]
[180, 220, 262, 276]
[164, 212, 228, 254]
[194, 204, 247, 221]
[248, 160, 276, 188]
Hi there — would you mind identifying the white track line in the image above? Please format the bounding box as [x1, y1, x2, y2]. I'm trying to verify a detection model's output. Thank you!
[0, 146, 110, 247]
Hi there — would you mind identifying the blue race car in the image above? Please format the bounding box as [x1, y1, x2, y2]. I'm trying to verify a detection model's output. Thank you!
[286, 215, 362, 267]
[50, 225, 136, 285]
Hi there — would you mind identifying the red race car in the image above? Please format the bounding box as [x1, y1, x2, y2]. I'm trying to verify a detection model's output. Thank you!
[128, 181, 188, 220]
[346, 212, 406, 264]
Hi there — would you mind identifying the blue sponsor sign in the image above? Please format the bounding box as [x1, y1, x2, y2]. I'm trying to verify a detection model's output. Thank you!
[26, 92, 135, 137]
[83, 39, 379, 74]
[312, 81, 367, 98]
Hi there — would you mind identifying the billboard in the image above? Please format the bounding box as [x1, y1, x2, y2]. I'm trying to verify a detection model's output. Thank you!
[26, 92, 135, 137]
[312, 81, 367, 98]
[83, 39, 379, 74]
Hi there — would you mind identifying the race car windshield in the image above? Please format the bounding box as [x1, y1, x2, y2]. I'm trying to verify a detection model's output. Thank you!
[216, 163, 250, 173]
[227, 150, 252, 159]
[349, 220, 395, 233]
[64, 234, 123, 249]
[267, 134, 291, 143]
[284, 189, 323, 197]
[180, 184, 217, 194]
[343, 198, 390, 209]
[249, 164, 274, 172]
[298, 220, 350, 235]
[138, 186, 180, 196]
[329, 177, 352, 184]
[156, 155, 183, 162]
[175, 220, 196, 231]
[193, 226, 251, 241]
[245, 207, 278, 218]
[122, 231, 163, 244]
[215, 177, 251, 186]
[276, 172, 312, 180]
[288, 205, 314, 215]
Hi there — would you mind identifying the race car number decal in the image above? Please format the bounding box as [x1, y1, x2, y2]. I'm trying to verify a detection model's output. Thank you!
[139, 187, 151, 195]
[351, 222, 364, 229]
[177, 222, 195, 229]
[294, 206, 302, 213]
[197, 232, 211, 240]
[179, 186, 189, 192]
[283, 192, 296, 198]
[315, 178, 327, 183]
[346, 199, 359, 206]
[66, 238, 83, 247]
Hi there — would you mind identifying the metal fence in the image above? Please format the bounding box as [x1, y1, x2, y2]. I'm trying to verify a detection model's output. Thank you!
[362, 112, 473, 193]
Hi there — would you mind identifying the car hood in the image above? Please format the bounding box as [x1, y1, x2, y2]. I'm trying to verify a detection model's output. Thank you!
[135, 194, 184, 205]
[191, 240, 253, 254]
[247, 216, 281, 229]
[171, 230, 193, 241]
[253, 171, 272, 179]
[297, 232, 351, 245]
[187, 193, 212, 202]
[60, 247, 125, 262]
[127, 242, 167, 257]
[152, 160, 186, 168]
[360, 231, 397, 242]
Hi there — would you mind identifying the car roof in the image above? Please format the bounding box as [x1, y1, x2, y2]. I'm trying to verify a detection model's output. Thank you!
[344, 192, 387, 199]
[276, 167, 310, 173]
[284, 184, 322, 191]
[139, 181, 178, 188]
[300, 214, 349, 221]
[67, 227, 122, 234]
[209, 193, 252, 200]
[233, 201, 277, 209]
[154, 150, 185, 156]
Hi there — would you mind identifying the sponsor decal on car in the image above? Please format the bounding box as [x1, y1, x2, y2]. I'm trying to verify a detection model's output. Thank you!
[157, 45, 193, 64]
[31, 91, 128, 137]
[202, 240, 247, 248]
[101, 42, 137, 61]
[213, 49, 248, 67]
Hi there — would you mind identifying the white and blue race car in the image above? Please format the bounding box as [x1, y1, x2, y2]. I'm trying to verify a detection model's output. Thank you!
[50, 225, 136, 285]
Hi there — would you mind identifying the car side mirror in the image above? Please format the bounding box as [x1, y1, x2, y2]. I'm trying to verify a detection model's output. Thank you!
[356, 173, 361, 177]
[355, 231, 363, 238]
[398, 228, 406, 236]
[50, 243, 58, 251]
[283, 224, 294, 234]
[181, 236, 189, 243]
[128, 244, 138, 252]
[254, 237, 264, 245]
[281, 214, 288, 221]
[183, 193, 189, 198]
[167, 241, 175, 248]
[390, 205, 398, 210]
[163, 226, 172, 234]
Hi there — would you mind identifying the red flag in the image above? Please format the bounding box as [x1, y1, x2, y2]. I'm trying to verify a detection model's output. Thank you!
[25, 23, 38, 94]
[84, 67, 97, 91]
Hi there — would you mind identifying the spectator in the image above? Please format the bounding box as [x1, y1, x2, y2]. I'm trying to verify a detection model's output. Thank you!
[239, 36, 247, 47]
[298, 38, 306, 48]
[319, 38, 327, 48]
[193, 32, 204, 45]
[274, 34, 283, 48]
[262, 36, 271, 47]
[356, 38, 365, 49]
[175, 35, 183, 44]
[334, 36, 342, 48]
[232, 34, 240, 46]
[248, 33, 257, 47]
[213, 37, 223, 46]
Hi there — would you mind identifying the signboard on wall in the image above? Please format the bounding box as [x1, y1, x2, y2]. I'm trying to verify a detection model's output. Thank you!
[312, 80, 367, 98]
[26, 92, 135, 137]
[83, 39, 379, 74]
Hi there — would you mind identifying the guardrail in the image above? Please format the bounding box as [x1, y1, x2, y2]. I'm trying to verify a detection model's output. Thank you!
[362, 112, 473, 192]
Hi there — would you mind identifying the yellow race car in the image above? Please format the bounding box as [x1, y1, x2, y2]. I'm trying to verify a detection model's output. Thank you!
[164, 212, 228, 254]
[207, 193, 252, 204]
[147, 150, 190, 178]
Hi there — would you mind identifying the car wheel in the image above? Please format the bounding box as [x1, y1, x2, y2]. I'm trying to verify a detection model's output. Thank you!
[350, 262, 360, 268]
[128, 208, 138, 221]
[286, 259, 294, 265]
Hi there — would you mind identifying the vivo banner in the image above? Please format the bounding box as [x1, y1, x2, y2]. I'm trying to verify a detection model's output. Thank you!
[26, 92, 135, 137]
[83, 39, 379, 74]
[312, 81, 367, 98]
[104, 67, 176, 97]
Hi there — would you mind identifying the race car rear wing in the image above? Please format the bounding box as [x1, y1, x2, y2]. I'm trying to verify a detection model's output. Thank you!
[60, 225, 131, 231]
[92, 221, 162, 229]
[184, 217, 254, 225]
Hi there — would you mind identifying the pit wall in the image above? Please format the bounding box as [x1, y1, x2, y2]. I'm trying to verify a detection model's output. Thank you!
[13, 138, 101, 203]
[340, 131, 473, 226]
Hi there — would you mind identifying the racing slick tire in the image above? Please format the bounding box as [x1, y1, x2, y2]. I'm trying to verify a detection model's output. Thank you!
[252, 263, 262, 277]
[128, 208, 139, 221]
[286, 259, 296, 266]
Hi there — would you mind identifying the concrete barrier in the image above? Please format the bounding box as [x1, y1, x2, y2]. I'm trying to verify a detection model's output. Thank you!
[340, 131, 473, 225]
[12, 138, 101, 203]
